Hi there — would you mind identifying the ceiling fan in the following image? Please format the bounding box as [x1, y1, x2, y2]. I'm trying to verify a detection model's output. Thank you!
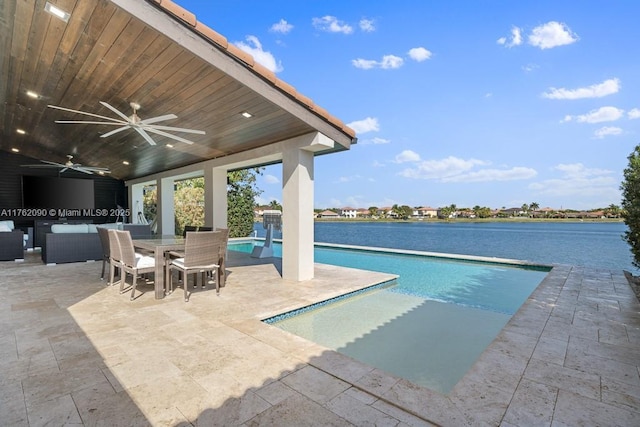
[22, 155, 111, 175]
[47, 101, 205, 146]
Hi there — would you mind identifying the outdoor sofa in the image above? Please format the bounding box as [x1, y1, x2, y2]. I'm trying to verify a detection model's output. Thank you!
[42, 223, 151, 264]
[0, 220, 24, 261]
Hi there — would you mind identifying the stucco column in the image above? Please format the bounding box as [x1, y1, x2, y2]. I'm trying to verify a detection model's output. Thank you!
[282, 143, 314, 281]
[157, 177, 175, 235]
[129, 183, 145, 224]
[204, 166, 228, 229]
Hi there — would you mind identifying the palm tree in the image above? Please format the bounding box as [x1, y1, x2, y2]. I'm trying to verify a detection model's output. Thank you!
[529, 202, 539, 218]
[268, 200, 282, 211]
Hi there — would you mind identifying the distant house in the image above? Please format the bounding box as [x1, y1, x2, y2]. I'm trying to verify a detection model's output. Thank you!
[341, 207, 357, 218]
[319, 210, 340, 218]
[356, 208, 369, 218]
[254, 205, 271, 217]
[414, 206, 438, 218]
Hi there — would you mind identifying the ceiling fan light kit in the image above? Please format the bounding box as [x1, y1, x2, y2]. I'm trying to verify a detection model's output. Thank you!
[47, 102, 205, 146]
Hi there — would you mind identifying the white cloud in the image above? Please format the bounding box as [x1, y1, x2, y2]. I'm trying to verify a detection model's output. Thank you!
[408, 47, 432, 62]
[542, 78, 620, 100]
[522, 63, 539, 72]
[594, 126, 623, 139]
[312, 16, 353, 34]
[529, 163, 617, 198]
[351, 58, 377, 70]
[381, 55, 404, 69]
[528, 21, 578, 49]
[334, 175, 362, 183]
[347, 117, 380, 134]
[270, 19, 293, 34]
[361, 137, 391, 145]
[497, 26, 522, 48]
[629, 108, 640, 119]
[264, 174, 280, 184]
[352, 55, 404, 69]
[395, 150, 421, 163]
[563, 106, 624, 123]
[444, 167, 537, 183]
[396, 156, 535, 183]
[234, 36, 283, 73]
[372, 160, 385, 168]
[359, 18, 375, 32]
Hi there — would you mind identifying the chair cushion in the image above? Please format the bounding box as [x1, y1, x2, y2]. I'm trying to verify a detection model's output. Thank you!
[134, 255, 155, 268]
[0, 220, 14, 232]
[51, 223, 89, 233]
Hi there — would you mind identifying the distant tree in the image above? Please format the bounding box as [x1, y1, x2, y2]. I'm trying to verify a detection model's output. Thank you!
[268, 200, 282, 211]
[174, 177, 205, 236]
[439, 206, 452, 219]
[368, 206, 379, 217]
[521, 203, 529, 216]
[228, 168, 263, 238]
[474, 206, 492, 218]
[606, 203, 620, 218]
[398, 205, 413, 220]
[621, 146, 640, 268]
[530, 202, 539, 215]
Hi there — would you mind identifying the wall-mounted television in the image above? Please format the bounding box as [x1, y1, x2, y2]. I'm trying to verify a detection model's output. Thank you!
[22, 176, 95, 210]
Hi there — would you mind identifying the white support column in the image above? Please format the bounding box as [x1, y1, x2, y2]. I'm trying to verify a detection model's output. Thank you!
[282, 142, 315, 281]
[157, 177, 175, 236]
[129, 184, 145, 224]
[204, 167, 228, 229]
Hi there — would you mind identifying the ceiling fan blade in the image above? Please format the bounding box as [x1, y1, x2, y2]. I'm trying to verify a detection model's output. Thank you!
[144, 127, 195, 145]
[40, 160, 67, 167]
[48, 105, 124, 123]
[55, 120, 128, 126]
[99, 101, 131, 121]
[144, 124, 206, 134]
[60, 167, 69, 173]
[21, 164, 62, 168]
[140, 114, 178, 125]
[135, 128, 157, 146]
[73, 167, 94, 175]
[101, 125, 132, 138]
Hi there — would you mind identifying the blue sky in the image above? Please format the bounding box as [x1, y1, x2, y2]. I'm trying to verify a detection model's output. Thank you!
[177, 1, 640, 211]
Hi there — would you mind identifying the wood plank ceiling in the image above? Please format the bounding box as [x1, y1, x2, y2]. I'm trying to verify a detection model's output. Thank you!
[0, 0, 354, 180]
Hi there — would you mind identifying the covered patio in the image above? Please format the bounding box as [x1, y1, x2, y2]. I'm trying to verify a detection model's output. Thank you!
[0, 0, 356, 281]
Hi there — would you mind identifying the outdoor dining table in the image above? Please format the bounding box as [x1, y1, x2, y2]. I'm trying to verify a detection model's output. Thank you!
[132, 235, 185, 299]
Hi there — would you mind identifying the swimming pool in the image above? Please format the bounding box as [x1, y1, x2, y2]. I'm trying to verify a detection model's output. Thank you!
[230, 241, 550, 394]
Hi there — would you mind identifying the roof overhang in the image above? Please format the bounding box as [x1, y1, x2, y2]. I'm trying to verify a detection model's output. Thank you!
[0, 0, 355, 180]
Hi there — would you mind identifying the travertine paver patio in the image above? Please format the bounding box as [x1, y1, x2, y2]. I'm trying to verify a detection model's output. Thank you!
[1, 249, 639, 426]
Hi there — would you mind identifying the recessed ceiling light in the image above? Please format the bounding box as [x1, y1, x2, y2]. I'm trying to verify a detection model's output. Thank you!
[44, 2, 70, 22]
[16, 129, 26, 134]
[166, 144, 174, 148]
[241, 111, 252, 118]
[26, 90, 39, 99]
[11, 148, 20, 153]
[97, 171, 105, 175]
[122, 161, 130, 165]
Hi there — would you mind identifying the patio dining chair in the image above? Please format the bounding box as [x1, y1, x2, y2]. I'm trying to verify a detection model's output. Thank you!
[167, 231, 222, 301]
[215, 227, 229, 287]
[106, 229, 122, 286]
[97, 226, 111, 281]
[114, 229, 155, 301]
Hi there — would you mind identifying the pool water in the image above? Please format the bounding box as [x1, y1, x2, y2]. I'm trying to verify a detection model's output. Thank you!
[230, 241, 550, 394]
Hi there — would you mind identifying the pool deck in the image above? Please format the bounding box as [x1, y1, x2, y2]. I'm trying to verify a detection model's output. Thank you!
[1, 249, 639, 426]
